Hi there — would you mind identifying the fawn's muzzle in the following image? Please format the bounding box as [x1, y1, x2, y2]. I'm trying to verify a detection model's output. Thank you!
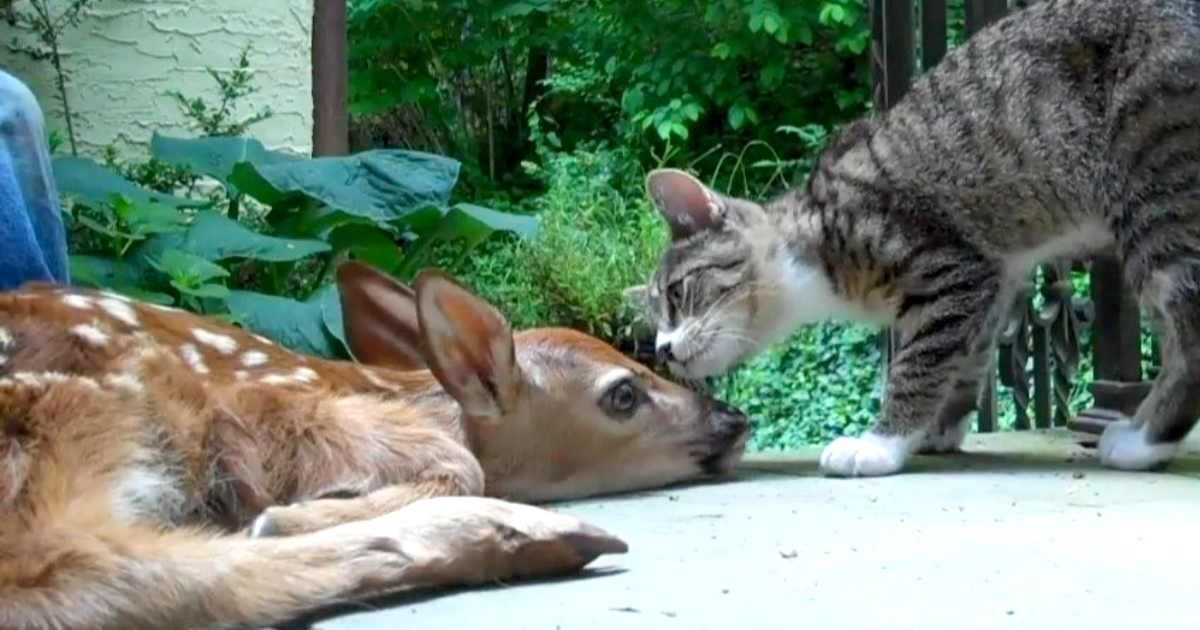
[697, 399, 751, 474]
[709, 399, 750, 439]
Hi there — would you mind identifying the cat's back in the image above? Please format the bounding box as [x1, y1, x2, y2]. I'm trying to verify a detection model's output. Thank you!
[871, 0, 1200, 203]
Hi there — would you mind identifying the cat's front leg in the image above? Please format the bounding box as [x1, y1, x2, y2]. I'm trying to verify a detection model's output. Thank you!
[820, 266, 1005, 478]
[916, 375, 982, 454]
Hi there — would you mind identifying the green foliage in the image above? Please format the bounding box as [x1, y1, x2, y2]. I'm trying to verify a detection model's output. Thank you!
[347, 0, 873, 189]
[446, 144, 662, 347]
[5, 0, 104, 155]
[51, 46, 538, 359]
[606, 0, 870, 146]
[713, 325, 882, 451]
[60, 137, 538, 358]
[166, 45, 275, 137]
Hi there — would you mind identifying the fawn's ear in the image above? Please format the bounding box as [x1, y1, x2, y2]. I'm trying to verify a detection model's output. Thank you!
[335, 260, 427, 370]
[645, 168, 726, 240]
[414, 268, 521, 421]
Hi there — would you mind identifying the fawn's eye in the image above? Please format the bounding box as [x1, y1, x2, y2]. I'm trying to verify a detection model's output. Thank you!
[600, 378, 646, 420]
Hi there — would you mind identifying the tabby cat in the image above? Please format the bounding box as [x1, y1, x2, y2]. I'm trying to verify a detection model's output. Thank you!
[629, 0, 1200, 477]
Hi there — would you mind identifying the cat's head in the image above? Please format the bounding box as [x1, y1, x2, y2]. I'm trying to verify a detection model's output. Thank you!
[627, 169, 810, 379]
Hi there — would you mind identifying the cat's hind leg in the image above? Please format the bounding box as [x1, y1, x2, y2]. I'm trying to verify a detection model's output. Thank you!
[820, 257, 1007, 477]
[1098, 261, 1200, 470]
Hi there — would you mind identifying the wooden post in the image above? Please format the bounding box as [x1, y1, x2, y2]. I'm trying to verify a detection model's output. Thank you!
[312, 0, 349, 157]
[920, 0, 947, 73]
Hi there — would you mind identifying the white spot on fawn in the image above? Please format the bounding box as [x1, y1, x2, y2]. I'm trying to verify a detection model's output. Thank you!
[179, 344, 210, 374]
[257, 367, 319, 385]
[99, 296, 140, 327]
[70, 323, 110, 347]
[62, 294, 93, 310]
[104, 372, 143, 393]
[12, 371, 98, 389]
[293, 367, 318, 382]
[148, 303, 180, 312]
[252, 334, 276, 346]
[192, 328, 239, 355]
[234, 370, 249, 381]
[241, 350, 268, 367]
[0, 327, 12, 349]
[100, 291, 133, 303]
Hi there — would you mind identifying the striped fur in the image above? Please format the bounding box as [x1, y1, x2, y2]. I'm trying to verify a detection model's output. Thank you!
[633, 0, 1200, 477]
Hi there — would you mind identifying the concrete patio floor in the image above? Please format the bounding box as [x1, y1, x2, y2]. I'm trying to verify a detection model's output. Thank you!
[295, 429, 1200, 630]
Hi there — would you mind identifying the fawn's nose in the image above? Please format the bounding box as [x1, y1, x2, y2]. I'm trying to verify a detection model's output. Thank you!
[709, 399, 751, 439]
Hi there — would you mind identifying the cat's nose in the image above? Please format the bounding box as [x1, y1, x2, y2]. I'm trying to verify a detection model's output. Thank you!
[655, 341, 673, 363]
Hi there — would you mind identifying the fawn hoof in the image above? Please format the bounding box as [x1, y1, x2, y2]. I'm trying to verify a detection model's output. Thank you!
[387, 497, 628, 584]
[819, 433, 909, 478]
[1098, 419, 1179, 471]
[560, 524, 631, 561]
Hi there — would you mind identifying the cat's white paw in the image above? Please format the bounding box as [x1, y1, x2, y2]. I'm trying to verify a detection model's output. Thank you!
[819, 433, 910, 477]
[918, 421, 967, 454]
[1098, 419, 1179, 471]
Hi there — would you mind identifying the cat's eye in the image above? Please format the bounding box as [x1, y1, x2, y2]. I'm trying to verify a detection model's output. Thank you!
[668, 281, 685, 307]
[599, 378, 646, 420]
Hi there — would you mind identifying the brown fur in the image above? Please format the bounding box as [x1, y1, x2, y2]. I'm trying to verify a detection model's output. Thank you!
[0, 262, 749, 629]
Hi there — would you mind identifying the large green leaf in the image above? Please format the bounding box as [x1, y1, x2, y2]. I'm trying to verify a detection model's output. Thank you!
[180, 210, 330, 263]
[67, 254, 174, 304]
[326, 223, 402, 272]
[148, 249, 231, 287]
[52, 157, 202, 208]
[113, 197, 190, 238]
[318, 284, 348, 354]
[149, 133, 302, 193]
[229, 149, 461, 221]
[227, 287, 347, 358]
[392, 202, 539, 278]
[399, 202, 538, 240]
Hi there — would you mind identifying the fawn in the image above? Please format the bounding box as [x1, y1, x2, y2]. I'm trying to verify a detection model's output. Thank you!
[0, 261, 751, 630]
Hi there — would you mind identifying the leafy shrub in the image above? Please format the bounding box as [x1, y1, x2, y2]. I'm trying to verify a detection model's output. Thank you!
[713, 325, 883, 451]
[346, 0, 876, 188]
[448, 144, 664, 349]
[49, 46, 540, 360]
[58, 137, 538, 359]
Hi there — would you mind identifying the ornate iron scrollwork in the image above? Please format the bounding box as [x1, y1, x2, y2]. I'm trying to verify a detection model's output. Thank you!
[997, 280, 1034, 430]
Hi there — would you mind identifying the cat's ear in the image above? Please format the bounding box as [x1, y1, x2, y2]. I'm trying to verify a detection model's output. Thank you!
[645, 168, 726, 239]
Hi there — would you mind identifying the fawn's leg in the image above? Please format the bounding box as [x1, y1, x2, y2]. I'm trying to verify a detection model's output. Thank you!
[820, 257, 1006, 477]
[205, 395, 487, 538]
[248, 438, 486, 538]
[250, 466, 483, 538]
[0, 498, 625, 630]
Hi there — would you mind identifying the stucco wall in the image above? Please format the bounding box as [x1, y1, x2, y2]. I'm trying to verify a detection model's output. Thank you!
[2, 0, 314, 158]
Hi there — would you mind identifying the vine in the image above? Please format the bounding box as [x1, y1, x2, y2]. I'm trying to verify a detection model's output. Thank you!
[5, 0, 103, 156]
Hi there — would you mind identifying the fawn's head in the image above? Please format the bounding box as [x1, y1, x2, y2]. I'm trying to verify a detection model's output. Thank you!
[337, 262, 752, 502]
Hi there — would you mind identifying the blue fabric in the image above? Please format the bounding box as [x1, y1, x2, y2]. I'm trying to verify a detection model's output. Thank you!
[0, 69, 69, 291]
